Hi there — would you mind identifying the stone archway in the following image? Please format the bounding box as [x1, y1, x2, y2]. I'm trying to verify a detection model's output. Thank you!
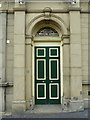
[26, 13, 68, 36]
[25, 13, 70, 109]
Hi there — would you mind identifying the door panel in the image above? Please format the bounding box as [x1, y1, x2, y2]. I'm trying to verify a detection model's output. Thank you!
[37, 83, 46, 99]
[37, 59, 46, 80]
[49, 59, 59, 80]
[49, 83, 59, 99]
[35, 46, 60, 104]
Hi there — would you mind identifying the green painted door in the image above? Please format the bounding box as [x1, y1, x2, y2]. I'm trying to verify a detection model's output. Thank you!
[35, 46, 60, 104]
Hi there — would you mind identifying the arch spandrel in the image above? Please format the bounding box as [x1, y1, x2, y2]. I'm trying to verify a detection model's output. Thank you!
[26, 14, 69, 36]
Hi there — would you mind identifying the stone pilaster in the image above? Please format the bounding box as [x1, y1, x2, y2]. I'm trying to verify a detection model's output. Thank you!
[0, 12, 7, 112]
[62, 35, 70, 98]
[12, 3, 26, 112]
[69, 8, 82, 98]
[25, 36, 34, 110]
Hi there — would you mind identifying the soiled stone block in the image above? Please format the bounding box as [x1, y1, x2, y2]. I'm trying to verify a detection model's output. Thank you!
[14, 12, 25, 35]
[81, 17, 88, 23]
[6, 67, 13, 82]
[6, 94, 13, 112]
[82, 39, 88, 44]
[12, 103, 26, 113]
[69, 99, 84, 112]
[0, 54, 2, 68]
[81, 33, 88, 39]
[71, 54, 81, 67]
[14, 35, 25, 44]
[71, 68, 82, 76]
[63, 76, 70, 98]
[7, 19, 14, 26]
[82, 75, 88, 80]
[0, 88, 5, 112]
[82, 45, 88, 50]
[7, 53, 13, 61]
[7, 14, 14, 19]
[6, 87, 13, 94]
[0, 88, 3, 112]
[82, 71, 88, 76]
[13, 76, 25, 100]
[70, 44, 81, 55]
[63, 67, 70, 76]
[82, 65, 88, 71]
[81, 27, 88, 34]
[7, 26, 14, 33]
[14, 68, 25, 76]
[81, 22, 88, 28]
[7, 33, 14, 41]
[70, 34, 81, 44]
[70, 11, 80, 34]
[63, 45, 70, 67]
[14, 55, 25, 68]
[6, 46, 13, 54]
[84, 99, 90, 108]
[71, 76, 82, 97]
[14, 45, 25, 55]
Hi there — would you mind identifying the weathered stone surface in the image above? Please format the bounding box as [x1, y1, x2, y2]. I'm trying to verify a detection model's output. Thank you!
[0, 13, 6, 112]
[0, 1, 89, 114]
[12, 5, 26, 112]
[69, 99, 84, 112]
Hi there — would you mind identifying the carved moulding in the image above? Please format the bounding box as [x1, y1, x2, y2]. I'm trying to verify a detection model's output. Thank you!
[26, 9, 69, 37]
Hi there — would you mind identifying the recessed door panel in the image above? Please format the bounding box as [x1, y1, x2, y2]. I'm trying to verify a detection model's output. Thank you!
[37, 59, 46, 80]
[49, 59, 59, 80]
[37, 83, 46, 99]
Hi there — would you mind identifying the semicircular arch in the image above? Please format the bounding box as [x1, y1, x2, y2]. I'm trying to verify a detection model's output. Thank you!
[26, 14, 69, 36]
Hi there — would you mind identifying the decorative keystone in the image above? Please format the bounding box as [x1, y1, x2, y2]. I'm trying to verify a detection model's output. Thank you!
[43, 7, 52, 20]
[43, 7, 52, 13]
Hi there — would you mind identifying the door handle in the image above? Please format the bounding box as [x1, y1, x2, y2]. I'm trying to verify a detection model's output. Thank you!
[51, 81, 53, 83]
[42, 81, 44, 83]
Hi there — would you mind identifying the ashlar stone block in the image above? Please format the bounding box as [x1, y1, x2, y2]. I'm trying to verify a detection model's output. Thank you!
[14, 12, 25, 35]
[71, 76, 82, 97]
[14, 35, 25, 44]
[71, 68, 82, 76]
[14, 55, 25, 68]
[70, 11, 80, 34]
[13, 76, 25, 100]
[71, 54, 81, 67]
[14, 45, 25, 55]
[70, 44, 81, 55]
[70, 34, 81, 44]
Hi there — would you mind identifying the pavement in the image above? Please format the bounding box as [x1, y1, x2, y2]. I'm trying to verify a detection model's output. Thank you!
[1, 108, 90, 119]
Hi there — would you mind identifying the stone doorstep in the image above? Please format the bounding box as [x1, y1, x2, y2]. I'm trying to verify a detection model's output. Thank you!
[1, 102, 85, 116]
[61, 97, 85, 112]
[0, 112, 6, 117]
[0, 112, 12, 117]
[29, 105, 62, 114]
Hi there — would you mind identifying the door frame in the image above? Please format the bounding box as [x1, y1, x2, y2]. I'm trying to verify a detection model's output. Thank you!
[32, 42, 63, 104]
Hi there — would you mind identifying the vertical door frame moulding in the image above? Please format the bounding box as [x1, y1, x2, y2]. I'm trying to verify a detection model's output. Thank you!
[32, 41, 63, 104]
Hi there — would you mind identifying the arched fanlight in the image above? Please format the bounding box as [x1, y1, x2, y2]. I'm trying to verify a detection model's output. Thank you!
[36, 27, 59, 37]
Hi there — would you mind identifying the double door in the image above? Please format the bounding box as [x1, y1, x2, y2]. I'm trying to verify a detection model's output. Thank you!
[35, 46, 60, 104]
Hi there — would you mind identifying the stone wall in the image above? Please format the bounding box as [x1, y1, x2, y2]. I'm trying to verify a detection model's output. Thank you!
[0, 1, 89, 112]
[6, 14, 14, 112]
[0, 12, 6, 112]
[80, 2, 90, 107]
